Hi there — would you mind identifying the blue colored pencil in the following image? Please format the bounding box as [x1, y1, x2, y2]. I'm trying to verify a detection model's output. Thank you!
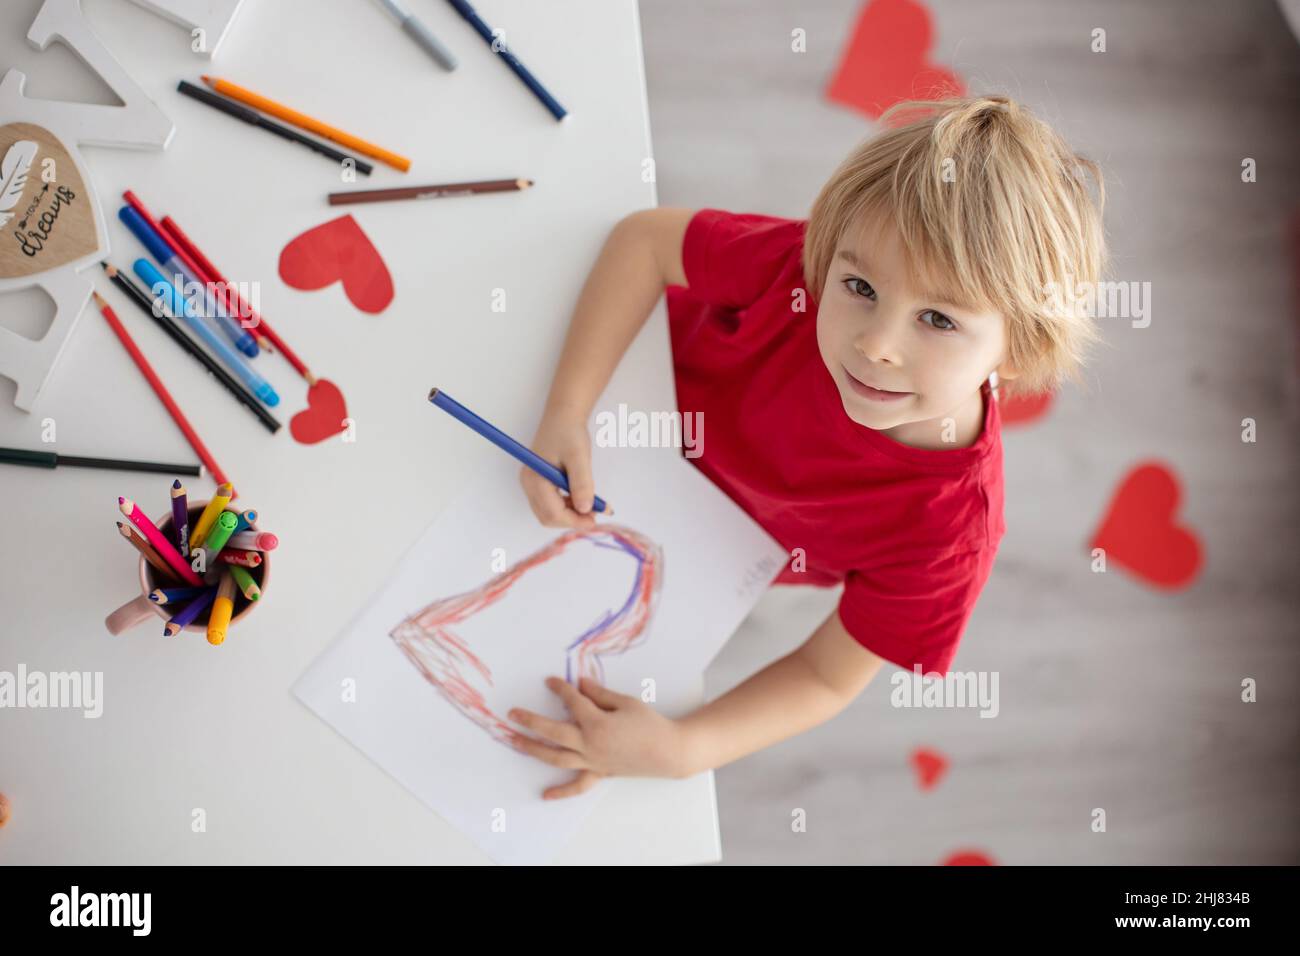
[150, 585, 208, 605]
[230, 508, 258, 535]
[427, 388, 610, 514]
[444, 0, 566, 121]
[164, 587, 217, 636]
[171, 479, 189, 555]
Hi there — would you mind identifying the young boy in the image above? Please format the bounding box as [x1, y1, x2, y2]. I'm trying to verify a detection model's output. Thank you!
[509, 95, 1106, 800]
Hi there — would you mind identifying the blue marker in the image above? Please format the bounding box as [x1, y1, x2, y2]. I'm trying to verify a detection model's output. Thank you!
[118, 206, 259, 358]
[134, 258, 279, 408]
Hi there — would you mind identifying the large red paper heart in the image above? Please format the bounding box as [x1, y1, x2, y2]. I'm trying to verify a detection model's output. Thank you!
[290, 379, 349, 445]
[910, 746, 948, 791]
[999, 389, 1055, 427]
[1089, 461, 1202, 590]
[390, 528, 663, 750]
[278, 214, 394, 314]
[826, 0, 964, 119]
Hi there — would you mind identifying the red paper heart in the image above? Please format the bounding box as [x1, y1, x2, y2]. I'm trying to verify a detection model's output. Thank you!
[1089, 461, 1202, 590]
[942, 850, 996, 866]
[290, 379, 349, 445]
[999, 389, 1055, 427]
[278, 214, 394, 314]
[910, 747, 948, 791]
[826, 0, 964, 119]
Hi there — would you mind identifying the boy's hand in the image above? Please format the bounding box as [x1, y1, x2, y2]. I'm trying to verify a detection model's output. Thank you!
[507, 676, 688, 799]
[520, 415, 599, 529]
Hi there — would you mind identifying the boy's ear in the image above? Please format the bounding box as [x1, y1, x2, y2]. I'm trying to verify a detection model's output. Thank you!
[993, 357, 1020, 382]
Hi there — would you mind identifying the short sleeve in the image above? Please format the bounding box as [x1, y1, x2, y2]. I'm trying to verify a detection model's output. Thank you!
[837, 548, 996, 677]
[680, 208, 806, 311]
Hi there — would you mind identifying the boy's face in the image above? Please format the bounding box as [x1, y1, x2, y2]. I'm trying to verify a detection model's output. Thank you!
[815, 214, 1014, 443]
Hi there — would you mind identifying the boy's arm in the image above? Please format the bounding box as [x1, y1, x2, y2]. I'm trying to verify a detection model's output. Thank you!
[675, 610, 886, 778]
[542, 207, 693, 421]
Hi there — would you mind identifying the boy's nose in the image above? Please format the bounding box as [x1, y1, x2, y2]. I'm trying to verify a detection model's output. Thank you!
[852, 317, 904, 366]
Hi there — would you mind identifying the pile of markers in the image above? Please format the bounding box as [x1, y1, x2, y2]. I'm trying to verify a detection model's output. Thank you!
[115, 480, 277, 645]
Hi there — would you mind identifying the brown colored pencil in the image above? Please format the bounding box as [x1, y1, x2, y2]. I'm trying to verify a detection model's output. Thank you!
[117, 521, 184, 585]
[327, 178, 533, 206]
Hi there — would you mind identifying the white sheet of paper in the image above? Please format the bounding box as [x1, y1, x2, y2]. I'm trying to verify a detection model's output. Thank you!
[292, 442, 786, 865]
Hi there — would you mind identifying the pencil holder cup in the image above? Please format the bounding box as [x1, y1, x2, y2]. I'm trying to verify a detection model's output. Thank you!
[105, 499, 269, 637]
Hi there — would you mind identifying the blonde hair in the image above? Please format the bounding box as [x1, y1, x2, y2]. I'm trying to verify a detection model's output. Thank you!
[803, 95, 1107, 399]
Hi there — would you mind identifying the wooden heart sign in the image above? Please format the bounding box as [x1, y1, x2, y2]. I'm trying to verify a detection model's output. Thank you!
[0, 122, 101, 282]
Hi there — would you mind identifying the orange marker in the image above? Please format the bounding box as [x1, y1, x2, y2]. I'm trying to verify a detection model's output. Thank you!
[201, 76, 411, 172]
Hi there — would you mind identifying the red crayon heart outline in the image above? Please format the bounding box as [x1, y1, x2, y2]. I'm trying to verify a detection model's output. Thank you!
[942, 850, 996, 866]
[999, 389, 1055, 427]
[278, 214, 394, 314]
[290, 379, 348, 445]
[390, 527, 663, 750]
[826, 0, 965, 120]
[1089, 461, 1203, 590]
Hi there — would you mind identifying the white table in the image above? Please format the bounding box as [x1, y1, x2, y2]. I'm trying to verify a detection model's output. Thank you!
[0, 0, 720, 865]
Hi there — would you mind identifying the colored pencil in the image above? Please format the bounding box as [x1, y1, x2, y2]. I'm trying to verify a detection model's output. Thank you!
[229, 508, 258, 535]
[202, 510, 240, 558]
[101, 263, 282, 434]
[226, 530, 278, 552]
[378, 0, 458, 71]
[149, 586, 208, 605]
[165, 587, 216, 637]
[207, 571, 237, 645]
[200, 76, 411, 172]
[157, 216, 317, 385]
[176, 80, 374, 177]
[119, 498, 203, 585]
[1, 445, 199, 476]
[427, 387, 611, 514]
[171, 479, 189, 555]
[227, 564, 260, 601]
[328, 178, 533, 206]
[443, 0, 566, 120]
[117, 521, 184, 585]
[217, 549, 261, 567]
[93, 292, 232, 491]
[191, 482, 234, 550]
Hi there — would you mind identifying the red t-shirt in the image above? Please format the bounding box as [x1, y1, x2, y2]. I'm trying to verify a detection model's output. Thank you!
[665, 209, 1006, 676]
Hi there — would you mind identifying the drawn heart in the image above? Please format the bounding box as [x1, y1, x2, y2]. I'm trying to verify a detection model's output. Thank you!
[390, 527, 663, 749]
[825, 0, 964, 119]
[910, 746, 948, 791]
[1089, 461, 1202, 590]
[278, 214, 393, 314]
[999, 389, 1055, 427]
[0, 122, 101, 284]
[290, 379, 349, 445]
[942, 850, 996, 865]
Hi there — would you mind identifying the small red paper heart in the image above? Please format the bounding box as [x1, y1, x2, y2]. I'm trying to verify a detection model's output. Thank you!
[942, 850, 996, 866]
[910, 747, 948, 790]
[999, 389, 1055, 427]
[826, 0, 964, 119]
[278, 214, 394, 314]
[1089, 461, 1202, 590]
[290, 379, 349, 445]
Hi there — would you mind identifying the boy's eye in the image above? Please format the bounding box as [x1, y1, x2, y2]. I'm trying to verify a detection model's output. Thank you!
[921, 309, 958, 332]
[843, 277, 876, 300]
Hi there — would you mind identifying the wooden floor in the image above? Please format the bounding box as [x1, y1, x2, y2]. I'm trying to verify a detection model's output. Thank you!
[640, 0, 1300, 864]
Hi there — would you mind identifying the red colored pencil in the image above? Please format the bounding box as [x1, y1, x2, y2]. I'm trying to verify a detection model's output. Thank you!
[92, 290, 234, 494]
[217, 549, 262, 567]
[159, 214, 317, 385]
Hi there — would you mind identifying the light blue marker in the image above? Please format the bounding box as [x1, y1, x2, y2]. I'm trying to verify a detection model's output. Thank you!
[118, 205, 259, 358]
[133, 258, 279, 408]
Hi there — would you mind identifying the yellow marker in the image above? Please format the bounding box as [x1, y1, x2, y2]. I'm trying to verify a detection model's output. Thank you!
[207, 571, 237, 646]
[190, 482, 233, 550]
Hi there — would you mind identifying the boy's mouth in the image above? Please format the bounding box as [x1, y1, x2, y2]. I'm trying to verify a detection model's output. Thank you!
[842, 365, 912, 402]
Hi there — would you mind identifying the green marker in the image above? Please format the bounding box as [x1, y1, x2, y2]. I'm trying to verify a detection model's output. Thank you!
[202, 510, 240, 563]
